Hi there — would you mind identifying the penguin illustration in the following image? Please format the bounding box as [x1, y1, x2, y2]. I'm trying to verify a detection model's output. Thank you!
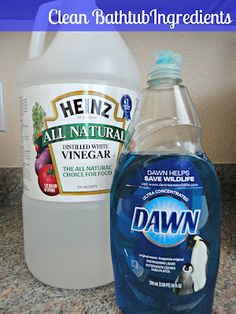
[187, 235, 210, 292]
[174, 263, 195, 295]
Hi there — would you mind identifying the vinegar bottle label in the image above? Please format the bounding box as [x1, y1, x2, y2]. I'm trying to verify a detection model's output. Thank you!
[20, 83, 138, 202]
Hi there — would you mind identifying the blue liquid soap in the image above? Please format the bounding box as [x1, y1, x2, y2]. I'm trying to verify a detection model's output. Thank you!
[111, 51, 221, 314]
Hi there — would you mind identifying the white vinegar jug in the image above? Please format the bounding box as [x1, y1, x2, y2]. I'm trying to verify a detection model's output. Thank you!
[18, 4, 140, 288]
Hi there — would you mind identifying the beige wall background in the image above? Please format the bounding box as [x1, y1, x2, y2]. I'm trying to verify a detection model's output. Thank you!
[0, 32, 235, 166]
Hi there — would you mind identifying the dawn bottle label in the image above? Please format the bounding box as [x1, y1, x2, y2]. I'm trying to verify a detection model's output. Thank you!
[20, 83, 138, 202]
[115, 156, 210, 295]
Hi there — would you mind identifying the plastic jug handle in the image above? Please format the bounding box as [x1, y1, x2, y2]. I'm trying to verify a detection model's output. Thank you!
[28, 1, 61, 59]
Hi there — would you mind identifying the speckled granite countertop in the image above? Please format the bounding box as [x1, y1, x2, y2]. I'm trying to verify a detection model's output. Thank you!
[0, 198, 235, 314]
[0, 166, 236, 313]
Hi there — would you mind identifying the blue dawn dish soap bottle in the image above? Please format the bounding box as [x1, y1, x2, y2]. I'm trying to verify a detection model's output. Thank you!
[110, 50, 221, 313]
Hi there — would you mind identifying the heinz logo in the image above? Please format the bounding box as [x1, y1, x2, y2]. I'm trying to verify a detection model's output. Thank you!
[59, 97, 112, 119]
[131, 207, 201, 235]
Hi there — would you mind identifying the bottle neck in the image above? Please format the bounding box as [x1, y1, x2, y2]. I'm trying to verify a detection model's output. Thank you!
[147, 78, 182, 88]
[125, 77, 203, 155]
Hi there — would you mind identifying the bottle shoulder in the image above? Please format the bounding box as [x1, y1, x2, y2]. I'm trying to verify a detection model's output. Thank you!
[18, 32, 141, 90]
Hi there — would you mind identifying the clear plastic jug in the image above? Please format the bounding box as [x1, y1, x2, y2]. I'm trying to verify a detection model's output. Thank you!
[18, 0, 140, 289]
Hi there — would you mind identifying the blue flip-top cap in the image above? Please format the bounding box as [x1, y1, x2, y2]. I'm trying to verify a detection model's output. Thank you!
[148, 50, 182, 81]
